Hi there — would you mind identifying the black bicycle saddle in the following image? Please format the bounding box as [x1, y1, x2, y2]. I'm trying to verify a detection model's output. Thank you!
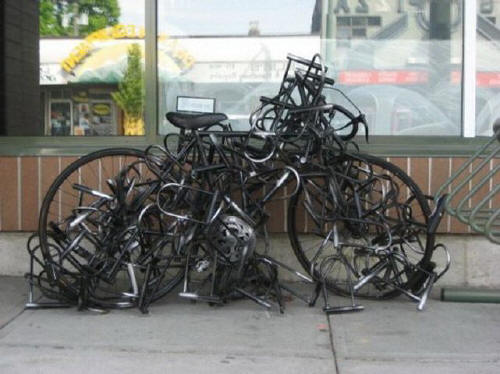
[166, 112, 228, 130]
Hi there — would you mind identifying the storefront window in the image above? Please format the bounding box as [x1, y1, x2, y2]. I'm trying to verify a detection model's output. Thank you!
[39, 0, 146, 136]
[157, 0, 321, 133]
[476, 0, 500, 136]
[324, 0, 463, 136]
[157, 0, 464, 137]
[0, 0, 483, 141]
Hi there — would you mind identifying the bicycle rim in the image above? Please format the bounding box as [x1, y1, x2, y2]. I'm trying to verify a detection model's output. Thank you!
[288, 153, 434, 299]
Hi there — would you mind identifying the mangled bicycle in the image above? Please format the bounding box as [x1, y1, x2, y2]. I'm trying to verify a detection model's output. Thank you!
[26, 54, 450, 314]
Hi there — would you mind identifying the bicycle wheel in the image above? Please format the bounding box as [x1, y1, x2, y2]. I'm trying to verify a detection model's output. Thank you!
[38, 148, 184, 307]
[288, 153, 434, 299]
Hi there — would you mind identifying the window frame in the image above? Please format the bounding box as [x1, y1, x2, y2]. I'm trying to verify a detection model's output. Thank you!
[0, 0, 491, 157]
[463, 0, 477, 138]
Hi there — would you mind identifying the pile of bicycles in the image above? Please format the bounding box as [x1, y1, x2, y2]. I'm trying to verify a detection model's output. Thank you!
[26, 54, 450, 314]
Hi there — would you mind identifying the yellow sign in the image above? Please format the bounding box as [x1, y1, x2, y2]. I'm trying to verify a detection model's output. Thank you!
[62, 25, 145, 72]
[72, 91, 89, 103]
[92, 103, 111, 116]
[61, 24, 194, 75]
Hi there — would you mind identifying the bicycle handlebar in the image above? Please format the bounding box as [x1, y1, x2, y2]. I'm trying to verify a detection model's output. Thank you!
[287, 53, 328, 72]
[257, 96, 368, 141]
[295, 68, 335, 86]
[259, 96, 295, 109]
[289, 103, 367, 141]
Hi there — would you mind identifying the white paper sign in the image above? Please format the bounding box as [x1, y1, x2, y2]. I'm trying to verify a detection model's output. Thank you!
[176, 96, 215, 113]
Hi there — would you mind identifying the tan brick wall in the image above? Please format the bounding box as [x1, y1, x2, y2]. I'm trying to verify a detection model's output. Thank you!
[0, 156, 497, 233]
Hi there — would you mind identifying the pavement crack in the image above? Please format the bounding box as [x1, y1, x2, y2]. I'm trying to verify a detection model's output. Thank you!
[327, 315, 341, 374]
[0, 308, 26, 331]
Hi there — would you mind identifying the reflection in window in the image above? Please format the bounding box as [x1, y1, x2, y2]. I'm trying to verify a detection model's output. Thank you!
[39, 0, 145, 136]
[328, 0, 463, 136]
[157, 0, 320, 133]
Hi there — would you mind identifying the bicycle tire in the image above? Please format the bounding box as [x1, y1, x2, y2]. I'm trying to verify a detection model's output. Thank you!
[38, 148, 184, 307]
[288, 153, 434, 299]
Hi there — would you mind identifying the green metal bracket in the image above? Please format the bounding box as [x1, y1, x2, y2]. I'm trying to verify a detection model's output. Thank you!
[435, 127, 500, 244]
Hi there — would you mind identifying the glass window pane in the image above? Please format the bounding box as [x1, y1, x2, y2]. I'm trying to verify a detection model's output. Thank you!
[337, 17, 351, 26]
[38, 0, 145, 136]
[352, 17, 366, 27]
[352, 28, 367, 38]
[476, 0, 500, 136]
[325, 0, 463, 136]
[158, 0, 320, 134]
[368, 17, 382, 27]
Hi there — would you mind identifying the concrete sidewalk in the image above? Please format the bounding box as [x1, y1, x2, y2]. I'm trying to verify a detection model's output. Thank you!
[0, 276, 499, 374]
[330, 299, 500, 374]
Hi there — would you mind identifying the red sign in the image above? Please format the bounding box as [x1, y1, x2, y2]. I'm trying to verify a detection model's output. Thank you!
[451, 71, 500, 86]
[477, 72, 500, 87]
[339, 71, 429, 85]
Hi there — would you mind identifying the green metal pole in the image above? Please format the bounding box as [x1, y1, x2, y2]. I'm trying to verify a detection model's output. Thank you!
[441, 288, 500, 303]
